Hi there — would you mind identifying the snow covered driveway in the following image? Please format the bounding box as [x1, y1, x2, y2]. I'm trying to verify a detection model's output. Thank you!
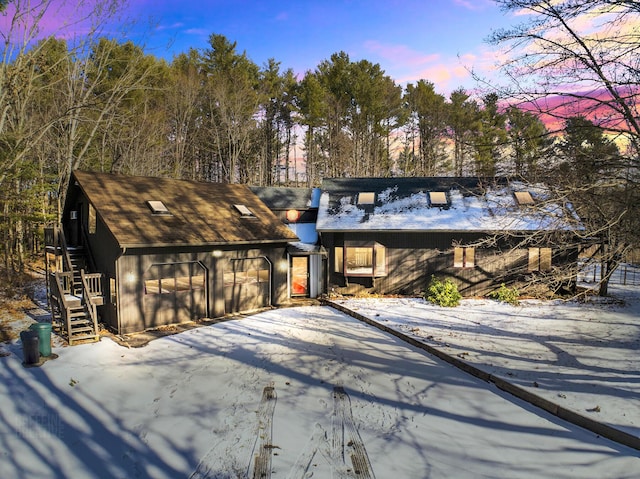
[1, 306, 638, 478]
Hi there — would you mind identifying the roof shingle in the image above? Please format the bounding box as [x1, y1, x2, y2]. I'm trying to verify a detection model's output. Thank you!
[70, 171, 299, 248]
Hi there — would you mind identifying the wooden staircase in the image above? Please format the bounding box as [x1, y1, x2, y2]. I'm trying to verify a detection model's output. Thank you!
[45, 227, 104, 345]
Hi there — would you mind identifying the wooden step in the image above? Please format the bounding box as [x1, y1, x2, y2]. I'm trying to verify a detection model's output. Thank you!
[69, 320, 92, 328]
[69, 334, 99, 342]
[70, 326, 96, 334]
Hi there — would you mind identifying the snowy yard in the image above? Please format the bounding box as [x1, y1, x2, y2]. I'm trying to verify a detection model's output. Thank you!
[1, 285, 639, 478]
[334, 284, 640, 442]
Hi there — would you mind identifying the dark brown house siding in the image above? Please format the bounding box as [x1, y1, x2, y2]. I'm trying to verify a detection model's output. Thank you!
[114, 245, 289, 334]
[59, 171, 297, 335]
[323, 231, 578, 296]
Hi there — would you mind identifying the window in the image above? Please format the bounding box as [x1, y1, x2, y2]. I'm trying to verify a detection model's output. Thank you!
[428, 191, 448, 207]
[357, 192, 376, 205]
[110, 277, 117, 304]
[88, 203, 97, 234]
[223, 268, 270, 285]
[514, 191, 534, 206]
[335, 243, 387, 277]
[234, 204, 254, 217]
[528, 248, 552, 272]
[346, 247, 373, 275]
[454, 247, 475, 268]
[335, 247, 344, 273]
[144, 262, 206, 294]
[146, 200, 171, 215]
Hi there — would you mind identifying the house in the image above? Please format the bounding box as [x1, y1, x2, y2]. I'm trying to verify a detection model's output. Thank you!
[316, 177, 582, 296]
[45, 172, 583, 341]
[250, 186, 326, 298]
[45, 171, 298, 339]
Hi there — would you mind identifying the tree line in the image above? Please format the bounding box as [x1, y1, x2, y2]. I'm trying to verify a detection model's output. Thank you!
[1, 0, 638, 296]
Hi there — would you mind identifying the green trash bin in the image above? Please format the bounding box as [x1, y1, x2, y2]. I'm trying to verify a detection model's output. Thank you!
[30, 322, 52, 357]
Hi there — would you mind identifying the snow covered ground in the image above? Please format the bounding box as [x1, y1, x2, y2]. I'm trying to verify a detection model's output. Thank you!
[334, 284, 640, 441]
[1, 285, 639, 478]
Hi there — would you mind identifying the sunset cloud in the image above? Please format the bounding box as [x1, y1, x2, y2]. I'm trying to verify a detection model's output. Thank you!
[363, 38, 510, 96]
[364, 40, 440, 68]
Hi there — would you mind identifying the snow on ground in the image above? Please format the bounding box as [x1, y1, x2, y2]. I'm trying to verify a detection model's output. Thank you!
[334, 284, 640, 441]
[1, 288, 639, 478]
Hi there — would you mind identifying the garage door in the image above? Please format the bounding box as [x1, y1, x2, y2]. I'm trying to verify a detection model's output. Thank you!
[143, 262, 207, 328]
[224, 258, 271, 313]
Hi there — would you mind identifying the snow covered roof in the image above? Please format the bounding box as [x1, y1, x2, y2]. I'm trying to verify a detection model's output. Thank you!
[316, 177, 582, 233]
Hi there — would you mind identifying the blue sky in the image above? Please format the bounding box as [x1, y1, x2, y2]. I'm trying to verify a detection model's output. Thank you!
[124, 0, 515, 94]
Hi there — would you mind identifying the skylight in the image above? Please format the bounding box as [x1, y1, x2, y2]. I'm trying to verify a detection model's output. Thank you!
[514, 191, 535, 206]
[357, 192, 376, 205]
[234, 204, 254, 217]
[428, 191, 448, 207]
[146, 200, 171, 215]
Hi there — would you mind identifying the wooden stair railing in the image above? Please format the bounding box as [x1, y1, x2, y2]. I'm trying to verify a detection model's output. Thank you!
[45, 223, 104, 345]
[78, 269, 100, 344]
[49, 270, 101, 345]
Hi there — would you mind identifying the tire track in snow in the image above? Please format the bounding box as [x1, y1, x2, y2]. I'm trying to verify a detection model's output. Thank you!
[189, 384, 276, 479]
[248, 384, 277, 479]
[332, 386, 375, 479]
[287, 387, 376, 479]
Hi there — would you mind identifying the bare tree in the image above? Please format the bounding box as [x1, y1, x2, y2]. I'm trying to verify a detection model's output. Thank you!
[490, 0, 640, 296]
[490, 0, 640, 149]
[0, 0, 130, 273]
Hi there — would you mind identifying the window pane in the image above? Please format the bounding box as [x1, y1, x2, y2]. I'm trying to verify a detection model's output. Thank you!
[258, 269, 270, 283]
[88, 203, 97, 234]
[223, 271, 235, 286]
[335, 247, 343, 273]
[145, 279, 160, 295]
[514, 191, 534, 205]
[540, 248, 552, 271]
[175, 276, 191, 291]
[346, 247, 373, 275]
[375, 243, 386, 275]
[110, 277, 117, 303]
[466, 248, 475, 267]
[528, 248, 540, 272]
[160, 277, 175, 293]
[192, 274, 205, 290]
[454, 247, 464, 268]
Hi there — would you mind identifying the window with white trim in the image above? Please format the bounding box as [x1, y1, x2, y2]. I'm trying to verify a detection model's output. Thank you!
[334, 243, 387, 277]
